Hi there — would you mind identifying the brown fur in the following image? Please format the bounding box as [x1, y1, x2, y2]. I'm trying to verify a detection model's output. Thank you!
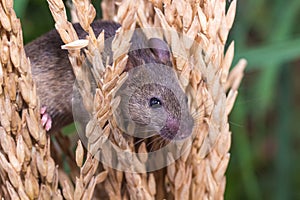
[25, 21, 120, 132]
[25, 20, 193, 139]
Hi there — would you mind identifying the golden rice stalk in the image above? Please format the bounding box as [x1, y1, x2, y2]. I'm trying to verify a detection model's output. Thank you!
[47, 0, 111, 199]
[0, 0, 62, 199]
[47, 0, 151, 199]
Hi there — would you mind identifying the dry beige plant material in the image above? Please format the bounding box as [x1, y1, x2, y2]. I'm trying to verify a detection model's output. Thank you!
[48, 0, 157, 198]
[0, 0, 63, 199]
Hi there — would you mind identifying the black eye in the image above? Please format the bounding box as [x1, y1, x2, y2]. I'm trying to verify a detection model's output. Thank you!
[149, 97, 162, 108]
[185, 96, 188, 104]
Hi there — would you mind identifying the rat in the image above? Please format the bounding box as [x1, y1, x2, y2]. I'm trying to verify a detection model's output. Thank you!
[25, 20, 194, 140]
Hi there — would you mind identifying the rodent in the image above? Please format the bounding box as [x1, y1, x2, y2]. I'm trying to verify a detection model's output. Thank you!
[25, 20, 194, 140]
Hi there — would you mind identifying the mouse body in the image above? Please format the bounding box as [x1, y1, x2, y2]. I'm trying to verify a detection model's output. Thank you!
[25, 20, 194, 140]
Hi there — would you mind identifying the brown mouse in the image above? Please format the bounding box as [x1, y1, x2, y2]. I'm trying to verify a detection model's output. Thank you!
[25, 20, 194, 140]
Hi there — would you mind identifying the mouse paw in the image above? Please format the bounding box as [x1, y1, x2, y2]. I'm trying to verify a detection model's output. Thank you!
[41, 106, 52, 131]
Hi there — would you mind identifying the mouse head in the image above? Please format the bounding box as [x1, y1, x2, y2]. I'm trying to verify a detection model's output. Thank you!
[128, 82, 194, 140]
[110, 29, 194, 140]
[114, 64, 194, 141]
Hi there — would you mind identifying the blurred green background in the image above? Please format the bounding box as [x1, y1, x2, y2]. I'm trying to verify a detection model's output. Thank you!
[15, 0, 300, 199]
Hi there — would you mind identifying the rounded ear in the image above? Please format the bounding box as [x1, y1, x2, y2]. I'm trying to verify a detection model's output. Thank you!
[148, 38, 171, 65]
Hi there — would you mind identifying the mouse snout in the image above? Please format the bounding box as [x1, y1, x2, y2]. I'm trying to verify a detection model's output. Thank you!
[159, 117, 180, 140]
[166, 117, 180, 134]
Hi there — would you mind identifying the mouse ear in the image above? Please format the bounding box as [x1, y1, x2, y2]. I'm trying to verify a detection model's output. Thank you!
[148, 38, 171, 65]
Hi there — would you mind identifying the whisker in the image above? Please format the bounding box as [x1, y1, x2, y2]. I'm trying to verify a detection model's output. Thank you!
[134, 137, 146, 146]
[147, 136, 161, 148]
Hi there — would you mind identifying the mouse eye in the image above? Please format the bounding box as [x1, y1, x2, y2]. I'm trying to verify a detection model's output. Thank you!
[185, 96, 188, 104]
[149, 97, 162, 108]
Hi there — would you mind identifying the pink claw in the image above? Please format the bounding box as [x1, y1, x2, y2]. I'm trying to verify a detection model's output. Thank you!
[45, 117, 52, 131]
[41, 106, 52, 131]
[41, 106, 47, 115]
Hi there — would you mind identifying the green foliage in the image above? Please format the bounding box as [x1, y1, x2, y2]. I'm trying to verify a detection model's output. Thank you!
[14, 0, 54, 43]
[17, 0, 300, 199]
[227, 0, 300, 199]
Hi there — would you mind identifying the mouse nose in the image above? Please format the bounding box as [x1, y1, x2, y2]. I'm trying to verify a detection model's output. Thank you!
[159, 117, 180, 140]
[166, 118, 180, 134]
